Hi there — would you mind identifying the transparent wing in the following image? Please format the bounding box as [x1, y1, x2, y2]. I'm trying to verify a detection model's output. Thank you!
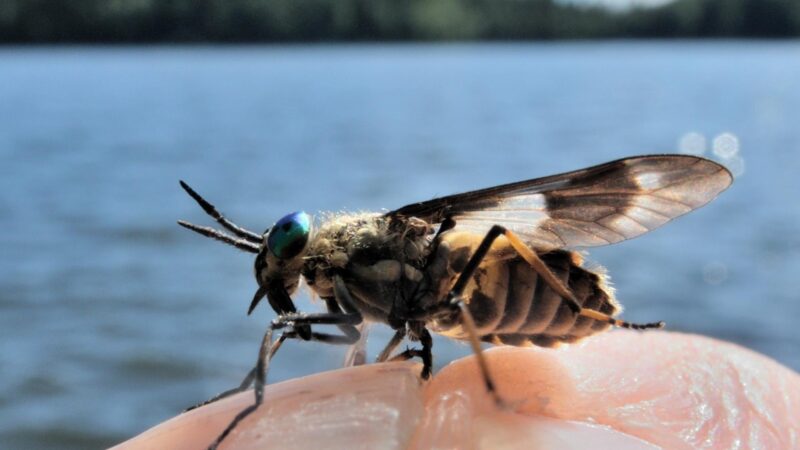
[387, 155, 733, 249]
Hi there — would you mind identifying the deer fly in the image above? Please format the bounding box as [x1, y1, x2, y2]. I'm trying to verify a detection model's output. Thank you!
[178, 154, 732, 449]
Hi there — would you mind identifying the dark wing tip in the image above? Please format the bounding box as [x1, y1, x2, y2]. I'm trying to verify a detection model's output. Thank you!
[706, 161, 734, 199]
[665, 154, 733, 180]
[682, 155, 735, 201]
[702, 156, 735, 190]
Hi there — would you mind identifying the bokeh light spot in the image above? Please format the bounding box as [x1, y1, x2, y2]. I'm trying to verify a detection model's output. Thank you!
[678, 132, 706, 155]
[712, 132, 740, 158]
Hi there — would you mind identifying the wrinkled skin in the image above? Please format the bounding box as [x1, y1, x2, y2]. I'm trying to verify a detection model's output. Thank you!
[113, 331, 800, 450]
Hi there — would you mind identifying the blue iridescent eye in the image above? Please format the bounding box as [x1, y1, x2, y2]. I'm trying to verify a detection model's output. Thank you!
[267, 211, 311, 259]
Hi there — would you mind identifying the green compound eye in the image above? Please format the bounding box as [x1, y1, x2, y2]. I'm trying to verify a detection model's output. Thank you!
[267, 211, 311, 259]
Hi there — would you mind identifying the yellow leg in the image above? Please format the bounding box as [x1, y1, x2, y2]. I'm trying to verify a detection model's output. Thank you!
[456, 300, 506, 406]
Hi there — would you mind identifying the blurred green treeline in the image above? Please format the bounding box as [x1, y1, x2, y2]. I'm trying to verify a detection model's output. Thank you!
[1, 0, 799, 43]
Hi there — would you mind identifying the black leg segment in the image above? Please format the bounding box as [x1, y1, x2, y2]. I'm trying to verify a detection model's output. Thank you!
[376, 328, 406, 363]
[184, 367, 256, 412]
[382, 328, 433, 379]
[208, 311, 362, 450]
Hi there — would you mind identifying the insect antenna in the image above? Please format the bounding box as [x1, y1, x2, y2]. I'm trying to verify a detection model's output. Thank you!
[177, 220, 260, 254]
[179, 180, 263, 243]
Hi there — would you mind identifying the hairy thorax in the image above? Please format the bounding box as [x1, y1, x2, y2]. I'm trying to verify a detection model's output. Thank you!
[301, 212, 435, 324]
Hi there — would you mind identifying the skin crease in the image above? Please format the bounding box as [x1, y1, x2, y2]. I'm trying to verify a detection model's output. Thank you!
[113, 331, 800, 450]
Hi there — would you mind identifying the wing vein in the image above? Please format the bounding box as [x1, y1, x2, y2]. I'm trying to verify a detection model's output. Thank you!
[387, 155, 731, 249]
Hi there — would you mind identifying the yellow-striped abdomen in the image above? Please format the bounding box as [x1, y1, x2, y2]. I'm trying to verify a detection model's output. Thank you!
[428, 231, 619, 348]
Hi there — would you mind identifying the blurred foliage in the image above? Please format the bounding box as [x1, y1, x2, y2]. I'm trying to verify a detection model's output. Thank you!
[621, 0, 800, 37]
[1, 0, 798, 43]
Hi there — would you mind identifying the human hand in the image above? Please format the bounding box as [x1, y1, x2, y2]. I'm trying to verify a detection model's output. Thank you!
[112, 330, 800, 449]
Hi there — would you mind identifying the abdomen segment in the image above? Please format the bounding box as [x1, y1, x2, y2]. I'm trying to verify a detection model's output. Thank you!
[434, 250, 619, 348]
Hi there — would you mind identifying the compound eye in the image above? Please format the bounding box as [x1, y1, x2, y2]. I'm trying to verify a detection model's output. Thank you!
[267, 211, 311, 259]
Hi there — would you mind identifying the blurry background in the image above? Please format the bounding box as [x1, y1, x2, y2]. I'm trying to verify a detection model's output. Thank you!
[1, 1, 799, 449]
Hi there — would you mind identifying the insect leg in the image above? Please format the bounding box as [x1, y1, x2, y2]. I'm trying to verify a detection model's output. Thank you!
[382, 328, 434, 379]
[323, 287, 362, 342]
[185, 366, 256, 411]
[321, 296, 370, 367]
[209, 324, 278, 450]
[376, 328, 407, 362]
[270, 311, 363, 329]
[452, 298, 505, 406]
[343, 322, 370, 367]
[443, 225, 527, 406]
[209, 312, 363, 450]
[324, 295, 371, 367]
[184, 330, 291, 412]
[418, 328, 433, 378]
[179, 180, 262, 242]
[495, 226, 582, 314]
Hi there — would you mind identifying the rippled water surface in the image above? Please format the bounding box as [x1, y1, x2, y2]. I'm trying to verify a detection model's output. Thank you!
[1, 42, 799, 449]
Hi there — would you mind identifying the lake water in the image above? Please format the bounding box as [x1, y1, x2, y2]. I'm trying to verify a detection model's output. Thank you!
[1, 42, 799, 449]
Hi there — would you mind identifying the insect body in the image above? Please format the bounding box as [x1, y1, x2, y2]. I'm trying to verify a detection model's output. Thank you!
[178, 155, 732, 449]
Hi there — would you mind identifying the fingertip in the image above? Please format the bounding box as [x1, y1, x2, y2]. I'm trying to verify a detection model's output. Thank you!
[471, 413, 659, 450]
[114, 362, 425, 450]
[425, 330, 800, 449]
[414, 362, 658, 450]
